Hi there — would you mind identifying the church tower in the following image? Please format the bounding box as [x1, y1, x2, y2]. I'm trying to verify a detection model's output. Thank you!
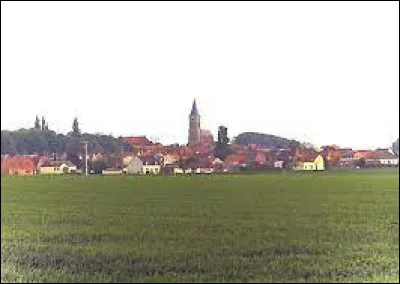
[188, 99, 201, 145]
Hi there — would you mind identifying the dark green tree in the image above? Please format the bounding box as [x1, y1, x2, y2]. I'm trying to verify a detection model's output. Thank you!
[72, 117, 81, 136]
[34, 116, 41, 129]
[214, 125, 231, 160]
[41, 116, 46, 130]
[1, 131, 17, 155]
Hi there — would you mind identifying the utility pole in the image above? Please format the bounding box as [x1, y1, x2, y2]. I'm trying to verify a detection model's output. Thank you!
[83, 141, 88, 176]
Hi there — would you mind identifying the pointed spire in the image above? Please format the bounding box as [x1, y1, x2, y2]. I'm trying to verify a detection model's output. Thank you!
[190, 99, 199, 116]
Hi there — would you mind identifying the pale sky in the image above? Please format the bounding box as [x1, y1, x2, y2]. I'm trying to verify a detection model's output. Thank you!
[1, 1, 399, 149]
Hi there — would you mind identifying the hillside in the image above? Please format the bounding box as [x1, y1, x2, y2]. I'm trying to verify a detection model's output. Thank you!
[233, 132, 300, 149]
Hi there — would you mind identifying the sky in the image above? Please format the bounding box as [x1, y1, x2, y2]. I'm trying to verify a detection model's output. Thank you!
[1, 1, 399, 149]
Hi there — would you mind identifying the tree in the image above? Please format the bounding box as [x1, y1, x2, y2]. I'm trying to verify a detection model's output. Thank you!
[34, 116, 41, 129]
[1, 131, 17, 155]
[72, 117, 81, 136]
[214, 125, 231, 160]
[392, 138, 399, 157]
[355, 158, 366, 168]
[90, 158, 110, 174]
[217, 126, 230, 145]
[66, 138, 84, 169]
[41, 116, 46, 130]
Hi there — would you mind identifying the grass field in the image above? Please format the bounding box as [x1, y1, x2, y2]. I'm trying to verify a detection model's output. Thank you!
[1, 169, 399, 283]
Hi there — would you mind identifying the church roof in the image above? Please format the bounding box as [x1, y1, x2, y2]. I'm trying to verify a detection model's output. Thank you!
[190, 99, 199, 116]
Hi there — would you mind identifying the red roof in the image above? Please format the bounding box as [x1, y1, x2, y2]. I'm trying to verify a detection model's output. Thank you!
[225, 153, 247, 165]
[1, 156, 36, 175]
[121, 136, 151, 145]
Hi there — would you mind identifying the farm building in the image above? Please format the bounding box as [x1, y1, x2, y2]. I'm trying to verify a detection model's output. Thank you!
[39, 160, 77, 174]
[295, 154, 325, 171]
[123, 156, 144, 174]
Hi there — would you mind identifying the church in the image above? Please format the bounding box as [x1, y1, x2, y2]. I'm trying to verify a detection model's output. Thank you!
[188, 99, 214, 146]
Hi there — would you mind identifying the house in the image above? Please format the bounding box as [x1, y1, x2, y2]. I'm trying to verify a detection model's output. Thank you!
[354, 150, 376, 160]
[123, 156, 143, 174]
[375, 149, 399, 166]
[200, 129, 214, 144]
[295, 154, 325, 171]
[163, 154, 180, 166]
[141, 156, 161, 175]
[254, 152, 267, 165]
[39, 160, 77, 174]
[337, 148, 355, 168]
[121, 136, 151, 146]
[224, 153, 247, 167]
[102, 168, 123, 175]
[122, 154, 134, 166]
[224, 153, 247, 171]
[91, 152, 104, 162]
[212, 157, 225, 172]
[274, 160, 284, 169]
[173, 168, 184, 174]
[1, 156, 37, 176]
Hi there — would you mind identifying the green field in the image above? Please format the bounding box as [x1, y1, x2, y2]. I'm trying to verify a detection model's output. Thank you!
[1, 170, 399, 283]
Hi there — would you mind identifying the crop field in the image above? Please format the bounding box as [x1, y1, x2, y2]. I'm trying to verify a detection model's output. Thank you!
[1, 169, 399, 283]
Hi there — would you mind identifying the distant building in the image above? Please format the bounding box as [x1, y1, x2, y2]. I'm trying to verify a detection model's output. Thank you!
[39, 161, 77, 174]
[295, 154, 325, 171]
[163, 154, 180, 166]
[141, 156, 161, 175]
[274, 161, 284, 169]
[375, 149, 399, 166]
[102, 168, 123, 175]
[1, 156, 37, 176]
[123, 156, 144, 174]
[188, 99, 201, 145]
[121, 136, 151, 146]
[200, 129, 214, 144]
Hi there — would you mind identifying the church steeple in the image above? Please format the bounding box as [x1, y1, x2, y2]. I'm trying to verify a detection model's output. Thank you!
[190, 99, 199, 116]
[188, 98, 201, 145]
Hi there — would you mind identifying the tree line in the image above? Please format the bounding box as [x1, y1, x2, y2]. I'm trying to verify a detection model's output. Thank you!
[1, 117, 133, 163]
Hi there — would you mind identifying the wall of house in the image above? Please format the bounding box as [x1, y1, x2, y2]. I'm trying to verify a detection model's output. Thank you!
[102, 170, 123, 175]
[174, 168, 184, 174]
[40, 166, 63, 174]
[274, 161, 284, 168]
[163, 155, 179, 166]
[125, 158, 143, 174]
[142, 165, 161, 175]
[314, 155, 325, 171]
[302, 162, 316, 170]
[379, 159, 399, 165]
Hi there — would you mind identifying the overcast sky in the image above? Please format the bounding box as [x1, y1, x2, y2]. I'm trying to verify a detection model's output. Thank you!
[1, 1, 399, 149]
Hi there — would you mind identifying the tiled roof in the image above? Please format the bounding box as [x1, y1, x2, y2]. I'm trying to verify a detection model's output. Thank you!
[140, 155, 159, 165]
[375, 150, 397, 159]
[225, 153, 247, 165]
[121, 136, 151, 145]
[1, 156, 36, 174]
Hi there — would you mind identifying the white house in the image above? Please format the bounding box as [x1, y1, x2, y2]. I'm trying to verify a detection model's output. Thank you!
[173, 168, 184, 174]
[39, 161, 77, 174]
[163, 154, 179, 166]
[123, 156, 143, 174]
[274, 161, 284, 169]
[375, 150, 399, 166]
[141, 156, 161, 175]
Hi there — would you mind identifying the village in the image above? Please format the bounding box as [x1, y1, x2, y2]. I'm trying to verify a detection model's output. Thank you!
[1, 100, 399, 176]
